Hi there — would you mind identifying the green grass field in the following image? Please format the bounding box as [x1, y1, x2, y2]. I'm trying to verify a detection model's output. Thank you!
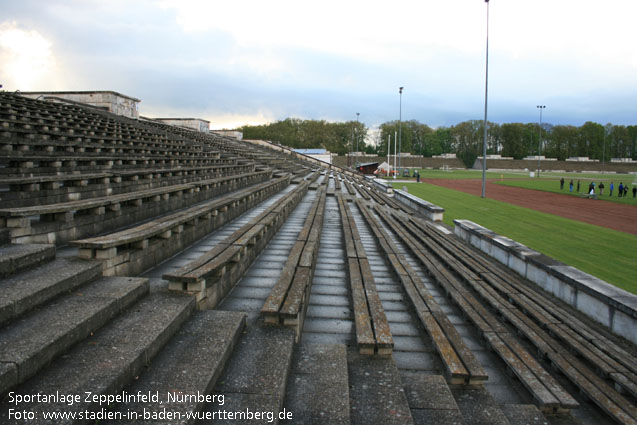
[395, 181, 637, 294]
[388, 168, 637, 205]
[496, 177, 637, 206]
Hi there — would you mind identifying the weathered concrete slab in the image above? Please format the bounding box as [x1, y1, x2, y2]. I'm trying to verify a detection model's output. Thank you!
[0, 256, 102, 326]
[401, 373, 459, 410]
[106, 310, 246, 423]
[214, 323, 295, 415]
[450, 385, 511, 425]
[0, 243, 55, 278]
[501, 404, 549, 425]
[0, 291, 195, 424]
[347, 349, 413, 425]
[0, 276, 148, 395]
[282, 343, 350, 424]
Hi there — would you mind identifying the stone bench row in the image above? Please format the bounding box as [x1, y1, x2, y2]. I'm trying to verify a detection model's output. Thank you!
[454, 219, 637, 345]
[365, 201, 487, 385]
[0, 170, 273, 245]
[72, 175, 291, 276]
[1, 117, 199, 144]
[358, 182, 412, 214]
[0, 129, 210, 158]
[261, 187, 327, 338]
[163, 180, 309, 309]
[0, 163, 257, 208]
[0, 155, 234, 177]
[385, 208, 579, 414]
[342, 179, 357, 196]
[0, 138, 216, 161]
[336, 193, 393, 355]
[3, 94, 185, 131]
[438, 220, 637, 401]
[419, 216, 637, 423]
[1, 96, 199, 151]
[443, 220, 637, 418]
[1, 115, 187, 147]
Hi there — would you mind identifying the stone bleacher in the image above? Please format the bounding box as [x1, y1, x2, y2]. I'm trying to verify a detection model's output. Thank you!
[0, 92, 635, 425]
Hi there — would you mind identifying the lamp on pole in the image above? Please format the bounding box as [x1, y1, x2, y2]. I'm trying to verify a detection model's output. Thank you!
[398, 87, 403, 173]
[356, 112, 360, 167]
[481, 0, 490, 198]
[536, 105, 546, 177]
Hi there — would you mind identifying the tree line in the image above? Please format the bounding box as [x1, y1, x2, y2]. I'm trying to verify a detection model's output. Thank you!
[241, 119, 637, 167]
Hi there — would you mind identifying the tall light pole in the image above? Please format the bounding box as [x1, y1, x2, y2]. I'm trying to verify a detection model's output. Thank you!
[356, 112, 360, 167]
[481, 0, 490, 198]
[536, 105, 546, 177]
[602, 124, 607, 173]
[398, 87, 403, 173]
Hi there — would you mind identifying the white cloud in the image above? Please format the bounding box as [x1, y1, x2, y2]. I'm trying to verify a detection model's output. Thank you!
[0, 22, 61, 90]
[142, 102, 275, 129]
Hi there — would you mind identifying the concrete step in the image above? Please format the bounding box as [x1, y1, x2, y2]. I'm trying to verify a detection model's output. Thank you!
[400, 372, 466, 424]
[0, 243, 55, 278]
[501, 404, 550, 425]
[347, 349, 414, 425]
[201, 322, 296, 424]
[0, 229, 10, 244]
[0, 257, 102, 326]
[282, 343, 351, 424]
[0, 291, 195, 424]
[0, 276, 149, 396]
[104, 309, 246, 424]
[451, 385, 511, 425]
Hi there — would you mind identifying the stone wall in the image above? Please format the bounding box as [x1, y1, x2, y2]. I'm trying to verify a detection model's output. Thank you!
[474, 158, 637, 174]
[454, 219, 637, 345]
[21, 91, 140, 119]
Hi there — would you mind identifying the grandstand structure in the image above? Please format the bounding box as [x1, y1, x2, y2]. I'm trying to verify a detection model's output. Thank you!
[0, 92, 635, 425]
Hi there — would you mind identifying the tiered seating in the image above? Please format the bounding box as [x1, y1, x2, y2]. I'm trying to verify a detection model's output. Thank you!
[163, 180, 310, 308]
[407, 214, 637, 423]
[261, 186, 327, 336]
[357, 198, 487, 384]
[336, 193, 393, 355]
[0, 93, 278, 245]
[72, 175, 290, 276]
[377, 205, 579, 413]
[2, 92, 636, 425]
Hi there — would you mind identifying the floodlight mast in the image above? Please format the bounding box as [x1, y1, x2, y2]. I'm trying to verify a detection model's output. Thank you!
[481, 0, 490, 198]
[537, 105, 546, 177]
[398, 87, 403, 173]
[356, 112, 360, 167]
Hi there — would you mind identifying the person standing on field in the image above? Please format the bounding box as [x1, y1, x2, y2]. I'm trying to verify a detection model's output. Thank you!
[599, 181, 605, 195]
[619, 182, 624, 198]
[569, 180, 573, 192]
[560, 177, 565, 190]
[610, 181, 614, 196]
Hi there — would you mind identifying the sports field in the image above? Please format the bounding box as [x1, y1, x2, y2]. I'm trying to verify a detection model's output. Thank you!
[392, 169, 637, 294]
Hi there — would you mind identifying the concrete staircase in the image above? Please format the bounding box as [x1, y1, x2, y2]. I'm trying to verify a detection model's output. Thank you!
[0, 244, 247, 425]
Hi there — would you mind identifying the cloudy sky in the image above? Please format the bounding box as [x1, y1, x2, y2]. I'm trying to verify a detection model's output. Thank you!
[1, 0, 636, 130]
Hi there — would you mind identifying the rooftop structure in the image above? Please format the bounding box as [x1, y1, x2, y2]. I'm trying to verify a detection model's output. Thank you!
[293, 148, 332, 164]
[20, 90, 141, 119]
[153, 117, 210, 133]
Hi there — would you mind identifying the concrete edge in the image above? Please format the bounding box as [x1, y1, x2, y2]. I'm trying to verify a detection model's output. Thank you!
[453, 219, 637, 345]
[393, 189, 445, 222]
